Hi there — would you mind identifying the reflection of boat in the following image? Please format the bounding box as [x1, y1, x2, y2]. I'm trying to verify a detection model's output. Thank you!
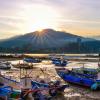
[0, 62, 12, 70]
[55, 67, 100, 90]
[52, 58, 67, 66]
[24, 58, 42, 63]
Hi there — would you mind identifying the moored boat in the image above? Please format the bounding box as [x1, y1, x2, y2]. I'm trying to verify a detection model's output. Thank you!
[55, 67, 100, 90]
[0, 69, 69, 99]
[0, 86, 21, 99]
[28, 80, 68, 99]
[52, 58, 67, 67]
[24, 57, 42, 63]
[0, 62, 12, 70]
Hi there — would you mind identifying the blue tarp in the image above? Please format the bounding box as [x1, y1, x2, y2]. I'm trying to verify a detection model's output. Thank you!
[0, 86, 12, 96]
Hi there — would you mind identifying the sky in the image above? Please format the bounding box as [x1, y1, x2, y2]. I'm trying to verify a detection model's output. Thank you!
[0, 0, 100, 39]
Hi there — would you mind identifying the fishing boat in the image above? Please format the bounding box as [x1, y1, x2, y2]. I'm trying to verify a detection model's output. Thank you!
[0, 62, 12, 70]
[55, 67, 100, 90]
[24, 57, 42, 63]
[29, 80, 68, 99]
[0, 86, 21, 99]
[52, 58, 67, 67]
[31, 80, 68, 91]
[0, 74, 21, 99]
[0, 67, 68, 99]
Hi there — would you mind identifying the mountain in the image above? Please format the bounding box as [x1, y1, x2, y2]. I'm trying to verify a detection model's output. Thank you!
[0, 29, 82, 48]
[91, 35, 100, 40]
[0, 29, 100, 53]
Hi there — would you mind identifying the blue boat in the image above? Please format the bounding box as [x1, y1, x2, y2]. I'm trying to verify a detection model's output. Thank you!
[0, 86, 12, 97]
[31, 80, 68, 95]
[52, 58, 67, 66]
[0, 86, 21, 99]
[20, 80, 68, 99]
[55, 67, 100, 90]
[24, 58, 42, 63]
[31, 80, 68, 91]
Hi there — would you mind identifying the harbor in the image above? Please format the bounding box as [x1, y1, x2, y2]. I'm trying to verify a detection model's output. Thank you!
[0, 0, 100, 99]
[0, 54, 100, 100]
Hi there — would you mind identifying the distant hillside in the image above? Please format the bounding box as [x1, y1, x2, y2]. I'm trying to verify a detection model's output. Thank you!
[0, 29, 100, 53]
[91, 35, 100, 40]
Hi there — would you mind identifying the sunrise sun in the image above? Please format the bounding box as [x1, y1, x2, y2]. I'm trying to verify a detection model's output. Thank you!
[21, 5, 60, 32]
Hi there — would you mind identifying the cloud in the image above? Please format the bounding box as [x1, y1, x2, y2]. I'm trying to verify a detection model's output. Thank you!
[57, 19, 100, 24]
[0, 0, 100, 38]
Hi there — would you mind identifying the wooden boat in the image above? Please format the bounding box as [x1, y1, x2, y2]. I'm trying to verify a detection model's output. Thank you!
[27, 80, 68, 99]
[31, 80, 68, 91]
[24, 58, 42, 63]
[55, 67, 100, 90]
[0, 62, 12, 70]
[52, 58, 67, 66]
[14, 63, 34, 69]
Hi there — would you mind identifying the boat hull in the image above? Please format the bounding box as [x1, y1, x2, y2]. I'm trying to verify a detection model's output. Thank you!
[56, 68, 100, 90]
[24, 58, 41, 63]
[0, 67, 11, 70]
[52, 59, 67, 67]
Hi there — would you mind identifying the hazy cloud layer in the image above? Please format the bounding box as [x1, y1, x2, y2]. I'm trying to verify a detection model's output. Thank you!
[0, 0, 100, 39]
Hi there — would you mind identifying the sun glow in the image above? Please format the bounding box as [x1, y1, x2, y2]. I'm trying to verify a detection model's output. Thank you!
[20, 5, 60, 33]
[37, 28, 43, 32]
